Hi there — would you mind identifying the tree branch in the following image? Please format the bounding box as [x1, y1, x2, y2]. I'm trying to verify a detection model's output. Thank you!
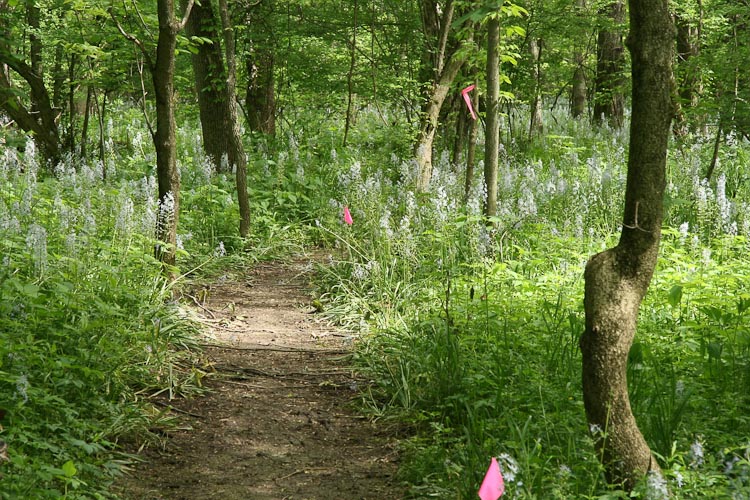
[177, 0, 195, 31]
[108, 7, 154, 70]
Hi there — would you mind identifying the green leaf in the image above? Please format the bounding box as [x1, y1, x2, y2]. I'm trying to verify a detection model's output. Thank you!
[62, 460, 77, 478]
[667, 285, 683, 308]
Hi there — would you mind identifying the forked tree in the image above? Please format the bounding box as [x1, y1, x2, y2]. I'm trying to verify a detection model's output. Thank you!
[579, 0, 674, 491]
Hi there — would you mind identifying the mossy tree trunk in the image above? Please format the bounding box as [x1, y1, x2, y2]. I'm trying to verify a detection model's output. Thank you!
[580, 0, 674, 491]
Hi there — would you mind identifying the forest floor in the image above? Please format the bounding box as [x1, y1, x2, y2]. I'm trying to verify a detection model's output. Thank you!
[115, 255, 404, 500]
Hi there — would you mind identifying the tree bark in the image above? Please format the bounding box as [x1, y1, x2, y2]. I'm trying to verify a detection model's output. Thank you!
[148, 0, 193, 268]
[451, 94, 467, 168]
[464, 88, 479, 203]
[0, 0, 61, 165]
[245, 0, 275, 136]
[571, 0, 587, 118]
[218, 0, 250, 239]
[415, 52, 465, 192]
[485, 16, 500, 217]
[414, 0, 465, 192]
[343, 0, 358, 146]
[185, 0, 232, 171]
[580, 0, 674, 491]
[593, 0, 625, 128]
[673, 12, 700, 135]
[80, 85, 93, 158]
[528, 37, 544, 138]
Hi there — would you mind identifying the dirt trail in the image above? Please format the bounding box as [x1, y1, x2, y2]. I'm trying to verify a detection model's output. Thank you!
[118, 258, 403, 500]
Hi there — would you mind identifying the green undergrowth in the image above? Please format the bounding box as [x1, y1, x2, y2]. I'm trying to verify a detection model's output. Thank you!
[0, 116, 314, 498]
[312, 108, 750, 498]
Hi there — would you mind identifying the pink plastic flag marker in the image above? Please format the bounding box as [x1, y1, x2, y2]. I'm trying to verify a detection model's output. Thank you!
[462, 84, 477, 120]
[343, 206, 353, 226]
[478, 457, 505, 500]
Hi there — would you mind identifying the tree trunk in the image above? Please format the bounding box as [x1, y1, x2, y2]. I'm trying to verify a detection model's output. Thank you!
[66, 53, 76, 152]
[673, 13, 700, 135]
[593, 0, 625, 128]
[464, 89, 479, 203]
[580, 0, 674, 491]
[245, 0, 276, 136]
[528, 38, 544, 138]
[80, 85, 93, 158]
[0, 0, 61, 165]
[185, 0, 232, 171]
[218, 0, 251, 239]
[451, 96, 467, 168]
[485, 16, 500, 217]
[151, 0, 193, 268]
[571, 0, 587, 119]
[572, 52, 587, 118]
[415, 53, 465, 191]
[414, 0, 465, 192]
[343, 0, 358, 146]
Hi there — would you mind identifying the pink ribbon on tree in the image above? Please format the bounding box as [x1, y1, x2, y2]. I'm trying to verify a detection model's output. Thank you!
[343, 206, 353, 226]
[462, 84, 477, 120]
[478, 457, 505, 500]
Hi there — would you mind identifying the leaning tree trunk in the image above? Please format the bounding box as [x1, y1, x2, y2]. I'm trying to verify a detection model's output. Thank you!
[415, 54, 465, 192]
[218, 0, 250, 238]
[593, 0, 625, 128]
[0, 0, 61, 166]
[414, 0, 464, 192]
[580, 0, 674, 491]
[484, 15, 500, 217]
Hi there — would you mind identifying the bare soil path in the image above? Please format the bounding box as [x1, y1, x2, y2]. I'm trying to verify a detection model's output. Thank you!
[118, 257, 403, 500]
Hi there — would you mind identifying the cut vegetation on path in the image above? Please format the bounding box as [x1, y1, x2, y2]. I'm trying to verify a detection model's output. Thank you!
[118, 257, 403, 500]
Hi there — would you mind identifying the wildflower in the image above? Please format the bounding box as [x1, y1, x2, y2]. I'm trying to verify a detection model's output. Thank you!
[214, 241, 226, 257]
[724, 456, 740, 475]
[343, 206, 353, 226]
[16, 374, 29, 402]
[717, 173, 731, 229]
[690, 440, 704, 468]
[352, 263, 368, 281]
[675, 380, 685, 397]
[497, 452, 520, 484]
[558, 464, 572, 477]
[645, 470, 668, 500]
[65, 232, 77, 257]
[679, 222, 689, 244]
[157, 192, 176, 234]
[116, 198, 135, 236]
[26, 224, 47, 274]
[701, 248, 712, 266]
[379, 209, 393, 239]
[674, 471, 684, 488]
